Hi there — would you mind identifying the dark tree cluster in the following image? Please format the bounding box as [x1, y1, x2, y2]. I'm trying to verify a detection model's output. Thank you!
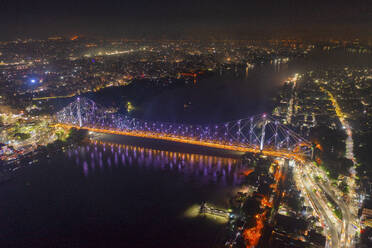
[310, 125, 353, 179]
[354, 131, 372, 179]
[45, 128, 88, 152]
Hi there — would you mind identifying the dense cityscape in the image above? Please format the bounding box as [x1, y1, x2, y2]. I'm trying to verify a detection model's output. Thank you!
[1, 1, 372, 248]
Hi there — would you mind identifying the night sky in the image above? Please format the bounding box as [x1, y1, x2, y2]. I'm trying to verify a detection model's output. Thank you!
[1, 0, 372, 40]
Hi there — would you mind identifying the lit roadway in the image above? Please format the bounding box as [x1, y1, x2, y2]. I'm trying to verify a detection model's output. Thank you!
[319, 180, 351, 247]
[294, 162, 357, 248]
[309, 165, 356, 247]
[296, 165, 340, 248]
[320, 86, 358, 247]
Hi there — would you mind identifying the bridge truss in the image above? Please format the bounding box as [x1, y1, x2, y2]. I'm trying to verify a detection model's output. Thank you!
[55, 97, 312, 159]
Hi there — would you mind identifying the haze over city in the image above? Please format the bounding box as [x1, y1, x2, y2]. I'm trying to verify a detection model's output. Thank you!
[2, 0, 372, 40]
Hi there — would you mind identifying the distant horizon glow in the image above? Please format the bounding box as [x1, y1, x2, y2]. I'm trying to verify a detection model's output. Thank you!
[1, 0, 372, 40]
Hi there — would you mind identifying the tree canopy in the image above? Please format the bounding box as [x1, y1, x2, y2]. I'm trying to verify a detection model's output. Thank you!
[310, 125, 352, 178]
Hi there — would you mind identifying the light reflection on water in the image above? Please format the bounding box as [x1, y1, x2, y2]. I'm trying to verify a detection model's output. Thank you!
[67, 141, 245, 186]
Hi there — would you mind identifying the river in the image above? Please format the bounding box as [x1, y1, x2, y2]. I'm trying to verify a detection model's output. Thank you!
[1, 61, 299, 248]
[1, 55, 334, 247]
[88, 61, 298, 124]
[0, 137, 249, 248]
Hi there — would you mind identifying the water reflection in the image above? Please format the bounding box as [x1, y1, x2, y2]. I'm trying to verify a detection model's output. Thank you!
[67, 141, 245, 186]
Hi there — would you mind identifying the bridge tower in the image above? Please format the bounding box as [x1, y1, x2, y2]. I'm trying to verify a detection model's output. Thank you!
[77, 97, 83, 127]
[249, 117, 254, 144]
[237, 120, 241, 142]
[260, 116, 268, 152]
[274, 120, 279, 149]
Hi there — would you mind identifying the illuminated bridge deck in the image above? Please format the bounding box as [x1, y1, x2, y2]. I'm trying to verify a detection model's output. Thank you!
[55, 123, 307, 163]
